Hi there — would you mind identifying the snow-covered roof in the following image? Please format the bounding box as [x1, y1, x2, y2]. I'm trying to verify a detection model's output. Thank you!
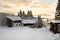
[6, 16, 22, 21]
[22, 19, 35, 24]
[51, 20, 60, 23]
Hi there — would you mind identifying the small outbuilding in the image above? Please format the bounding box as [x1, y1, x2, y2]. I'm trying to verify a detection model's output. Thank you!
[22, 19, 35, 27]
[6, 16, 22, 27]
[50, 20, 60, 33]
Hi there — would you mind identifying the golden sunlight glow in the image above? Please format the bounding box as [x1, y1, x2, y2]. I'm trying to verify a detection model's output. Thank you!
[0, 0, 58, 19]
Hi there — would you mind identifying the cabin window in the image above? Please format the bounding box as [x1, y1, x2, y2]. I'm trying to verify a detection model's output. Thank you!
[16, 24, 18, 26]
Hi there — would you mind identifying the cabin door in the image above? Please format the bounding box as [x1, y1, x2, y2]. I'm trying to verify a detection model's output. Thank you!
[58, 24, 60, 32]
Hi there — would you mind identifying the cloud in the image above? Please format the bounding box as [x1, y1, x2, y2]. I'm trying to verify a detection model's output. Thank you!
[4, 0, 34, 3]
[0, 0, 57, 19]
[0, 4, 12, 8]
[31, 2, 57, 8]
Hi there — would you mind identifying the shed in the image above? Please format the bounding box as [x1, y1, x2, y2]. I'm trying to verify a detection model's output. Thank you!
[22, 19, 35, 27]
[6, 16, 22, 27]
[50, 20, 60, 33]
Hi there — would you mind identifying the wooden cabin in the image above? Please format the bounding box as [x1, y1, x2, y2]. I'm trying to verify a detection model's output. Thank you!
[6, 16, 22, 27]
[50, 20, 60, 33]
[22, 19, 35, 27]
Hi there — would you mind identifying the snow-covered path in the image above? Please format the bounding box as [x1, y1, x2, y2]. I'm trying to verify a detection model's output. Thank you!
[55, 34, 60, 40]
[0, 26, 59, 40]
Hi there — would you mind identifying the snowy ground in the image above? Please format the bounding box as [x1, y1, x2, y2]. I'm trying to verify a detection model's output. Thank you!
[0, 26, 59, 40]
[55, 34, 60, 40]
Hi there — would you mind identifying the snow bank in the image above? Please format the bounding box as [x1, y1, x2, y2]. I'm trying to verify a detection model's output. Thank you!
[0, 27, 59, 40]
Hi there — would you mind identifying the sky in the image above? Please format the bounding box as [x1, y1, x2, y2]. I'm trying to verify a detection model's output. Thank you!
[0, 0, 58, 19]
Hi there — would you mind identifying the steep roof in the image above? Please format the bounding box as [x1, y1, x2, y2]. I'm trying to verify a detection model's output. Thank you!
[51, 20, 60, 23]
[22, 19, 35, 24]
[6, 16, 22, 21]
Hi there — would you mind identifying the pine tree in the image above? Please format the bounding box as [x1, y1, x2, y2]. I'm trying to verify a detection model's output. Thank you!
[22, 11, 26, 18]
[35, 16, 43, 28]
[27, 10, 33, 18]
[29, 10, 33, 17]
[20, 10, 23, 18]
[38, 16, 43, 28]
[18, 10, 23, 18]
